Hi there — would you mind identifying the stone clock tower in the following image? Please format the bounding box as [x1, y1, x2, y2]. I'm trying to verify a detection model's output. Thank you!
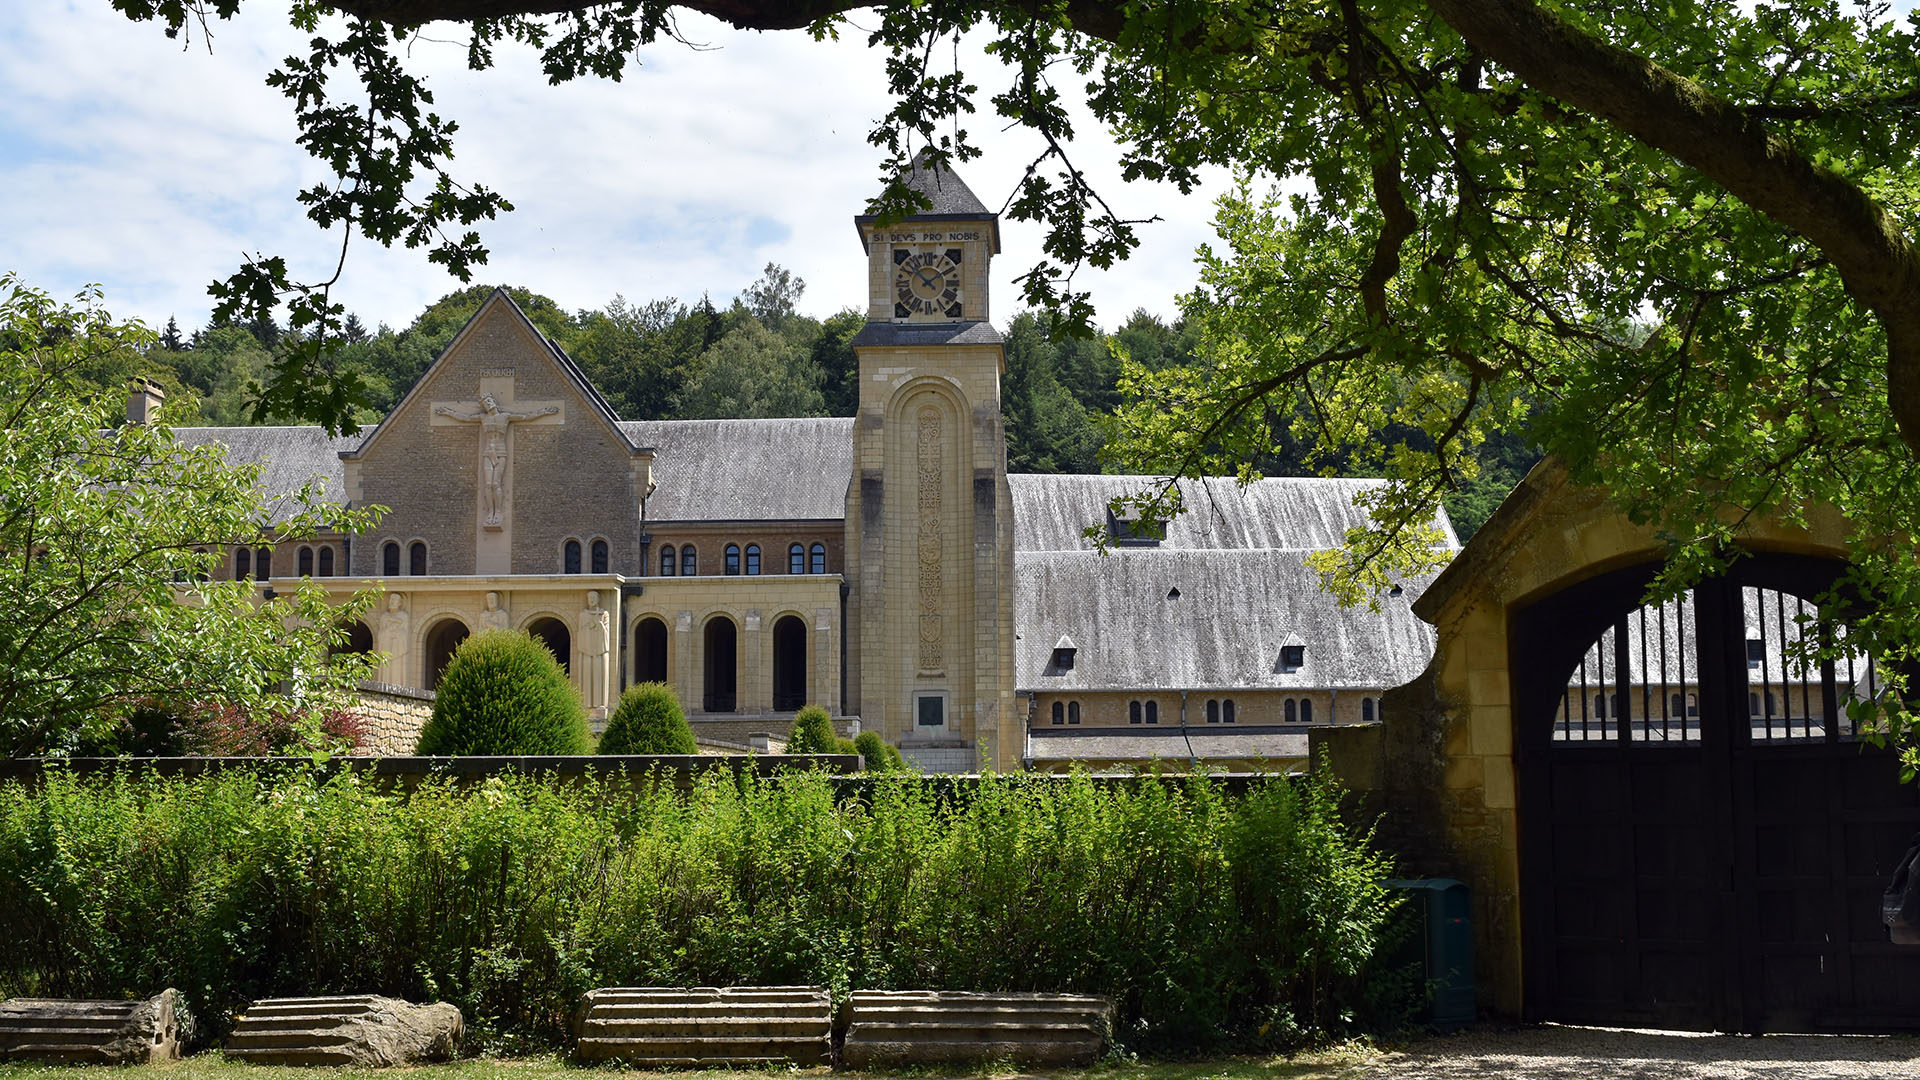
[844, 156, 1018, 772]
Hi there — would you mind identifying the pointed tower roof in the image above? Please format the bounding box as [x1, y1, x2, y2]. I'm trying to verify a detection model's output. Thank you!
[855, 150, 1001, 252]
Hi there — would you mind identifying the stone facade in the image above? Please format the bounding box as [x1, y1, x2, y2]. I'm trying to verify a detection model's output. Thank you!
[167, 159, 1438, 774]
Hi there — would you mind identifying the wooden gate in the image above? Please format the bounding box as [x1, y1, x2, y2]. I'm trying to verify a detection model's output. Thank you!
[1513, 553, 1920, 1032]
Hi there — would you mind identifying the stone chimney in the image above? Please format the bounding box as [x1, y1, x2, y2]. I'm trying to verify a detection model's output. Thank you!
[126, 378, 164, 424]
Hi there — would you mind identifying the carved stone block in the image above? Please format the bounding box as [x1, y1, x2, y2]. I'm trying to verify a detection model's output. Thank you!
[573, 986, 830, 1065]
[842, 990, 1113, 1068]
[0, 990, 189, 1064]
[224, 995, 461, 1066]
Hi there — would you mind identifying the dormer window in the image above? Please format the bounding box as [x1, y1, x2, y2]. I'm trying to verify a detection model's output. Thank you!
[1050, 635, 1077, 672]
[1107, 504, 1161, 546]
[1280, 644, 1305, 671]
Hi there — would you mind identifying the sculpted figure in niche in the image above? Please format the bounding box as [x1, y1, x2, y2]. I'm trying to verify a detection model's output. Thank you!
[579, 590, 611, 710]
[378, 592, 410, 684]
[480, 591, 509, 631]
[433, 393, 559, 528]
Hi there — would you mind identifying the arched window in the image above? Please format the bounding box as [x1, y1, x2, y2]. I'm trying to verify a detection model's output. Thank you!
[660, 545, 677, 576]
[591, 539, 609, 574]
[1285, 698, 1297, 723]
[1595, 694, 1609, 719]
[382, 541, 400, 577]
[810, 543, 826, 574]
[1129, 700, 1142, 725]
[298, 546, 314, 577]
[1224, 699, 1236, 724]
[1206, 699, 1220, 724]
[745, 544, 761, 575]
[789, 544, 805, 574]
[1300, 698, 1314, 723]
[235, 546, 251, 580]
[255, 547, 272, 579]
[1687, 692, 1699, 717]
[1362, 697, 1376, 723]
[318, 546, 335, 577]
[1145, 701, 1159, 724]
[1749, 692, 1761, 716]
[1052, 701, 1065, 725]
[724, 544, 741, 576]
[563, 539, 582, 574]
[1669, 693, 1684, 718]
[193, 548, 210, 584]
[682, 546, 698, 575]
[408, 541, 426, 576]
[1067, 701, 1081, 724]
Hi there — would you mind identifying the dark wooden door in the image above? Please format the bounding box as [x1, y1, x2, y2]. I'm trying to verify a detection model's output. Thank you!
[1514, 554, 1920, 1032]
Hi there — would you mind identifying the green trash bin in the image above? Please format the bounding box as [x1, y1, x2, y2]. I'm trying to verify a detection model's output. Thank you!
[1384, 878, 1475, 1030]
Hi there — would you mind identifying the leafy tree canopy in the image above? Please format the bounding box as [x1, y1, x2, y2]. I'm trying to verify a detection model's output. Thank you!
[0, 276, 381, 756]
[101, 0, 1920, 704]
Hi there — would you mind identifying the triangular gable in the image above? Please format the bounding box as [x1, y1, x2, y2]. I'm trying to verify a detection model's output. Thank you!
[342, 287, 642, 462]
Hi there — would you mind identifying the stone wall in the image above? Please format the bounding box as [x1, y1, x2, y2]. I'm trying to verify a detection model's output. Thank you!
[352, 682, 435, 756]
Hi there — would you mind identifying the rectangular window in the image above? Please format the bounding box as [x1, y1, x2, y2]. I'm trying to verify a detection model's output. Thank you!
[1280, 644, 1305, 670]
[916, 693, 946, 727]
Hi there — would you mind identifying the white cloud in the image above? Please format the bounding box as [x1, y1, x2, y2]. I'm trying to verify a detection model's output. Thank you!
[1, 4, 1227, 334]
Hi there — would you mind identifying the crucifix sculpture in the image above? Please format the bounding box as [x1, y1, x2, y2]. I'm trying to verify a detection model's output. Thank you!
[434, 393, 559, 527]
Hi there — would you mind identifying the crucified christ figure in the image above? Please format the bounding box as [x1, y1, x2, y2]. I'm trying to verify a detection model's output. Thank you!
[434, 393, 558, 527]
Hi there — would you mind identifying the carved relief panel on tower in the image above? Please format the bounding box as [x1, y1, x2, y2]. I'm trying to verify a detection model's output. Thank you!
[917, 404, 944, 675]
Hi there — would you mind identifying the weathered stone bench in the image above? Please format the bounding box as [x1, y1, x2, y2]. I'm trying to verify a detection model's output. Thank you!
[0, 990, 187, 1064]
[223, 995, 461, 1066]
[573, 986, 831, 1065]
[842, 990, 1114, 1067]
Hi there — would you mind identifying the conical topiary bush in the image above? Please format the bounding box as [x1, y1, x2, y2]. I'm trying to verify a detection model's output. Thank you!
[598, 682, 697, 755]
[415, 629, 590, 755]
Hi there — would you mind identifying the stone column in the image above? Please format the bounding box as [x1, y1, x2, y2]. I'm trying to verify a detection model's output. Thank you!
[743, 610, 764, 713]
[674, 610, 695, 713]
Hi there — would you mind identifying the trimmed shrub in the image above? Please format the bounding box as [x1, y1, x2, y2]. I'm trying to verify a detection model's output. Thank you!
[853, 730, 906, 772]
[784, 704, 840, 755]
[598, 683, 696, 755]
[415, 630, 589, 755]
[0, 768, 1403, 1052]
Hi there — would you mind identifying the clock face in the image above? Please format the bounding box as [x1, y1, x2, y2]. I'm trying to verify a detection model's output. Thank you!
[894, 248, 964, 319]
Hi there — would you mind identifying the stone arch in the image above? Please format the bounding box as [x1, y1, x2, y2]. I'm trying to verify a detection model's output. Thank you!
[1325, 458, 1862, 1025]
[702, 613, 739, 713]
[772, 613, 808, 712]
[331, 619, 375, 659]
[421, 617, 470, 691]
[523, 614, 572, 674]
[633, 614, 669, 684]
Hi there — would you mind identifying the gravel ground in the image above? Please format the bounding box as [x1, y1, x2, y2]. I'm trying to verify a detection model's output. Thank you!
[1339, 1025, 1920, 1079]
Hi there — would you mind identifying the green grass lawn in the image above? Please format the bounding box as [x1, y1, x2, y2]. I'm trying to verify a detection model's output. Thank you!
[0, 1050, 1382, 1080]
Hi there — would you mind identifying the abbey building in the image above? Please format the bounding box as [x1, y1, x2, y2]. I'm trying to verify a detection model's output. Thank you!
[164, 161, 1452, 771]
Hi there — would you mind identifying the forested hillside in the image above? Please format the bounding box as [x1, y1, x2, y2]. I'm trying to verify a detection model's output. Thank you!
[110, 265, 1534, 538]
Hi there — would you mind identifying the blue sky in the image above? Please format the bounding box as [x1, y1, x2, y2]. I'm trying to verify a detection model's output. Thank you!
[1, 3, 1229, 334]
[6, 4, 1915, 336]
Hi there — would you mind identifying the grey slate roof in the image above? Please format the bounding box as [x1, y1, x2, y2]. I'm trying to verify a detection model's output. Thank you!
[851, 322, 1005, 349]
[619, 418, 855, 522]
[1026, 728, 1311, 765]
[1014, 547, 1441, 692]
[899, 152, 993, 216]
[1009, 474, 1460, 553]
[172, 426, 361, 525]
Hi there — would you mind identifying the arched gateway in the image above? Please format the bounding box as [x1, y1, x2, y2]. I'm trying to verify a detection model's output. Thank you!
[1513, 553, 1917, 1032]
[1318, 459, 1920, 1032]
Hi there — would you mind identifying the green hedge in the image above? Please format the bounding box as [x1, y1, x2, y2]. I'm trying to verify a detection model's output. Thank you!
[597, 683, 696, 755]
[0, 768, 1407, 1052]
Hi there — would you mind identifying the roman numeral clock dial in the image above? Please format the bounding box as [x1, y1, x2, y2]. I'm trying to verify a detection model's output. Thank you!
[893, 248, 964, 319]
